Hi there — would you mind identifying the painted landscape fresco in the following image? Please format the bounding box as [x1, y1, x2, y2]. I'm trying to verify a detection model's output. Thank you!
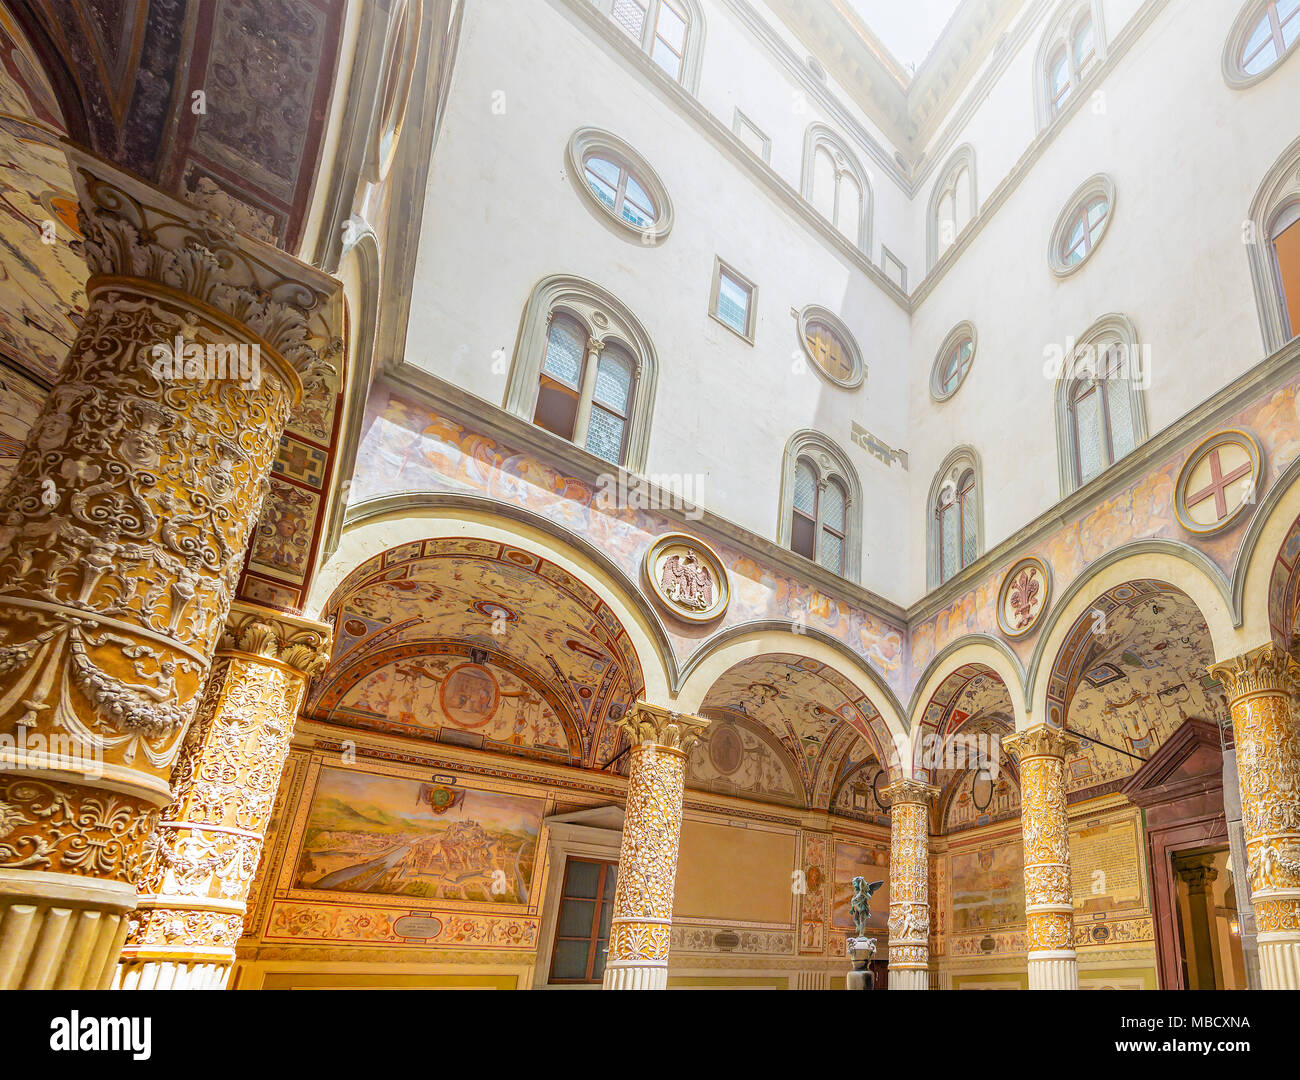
[294, 768, 543, 904]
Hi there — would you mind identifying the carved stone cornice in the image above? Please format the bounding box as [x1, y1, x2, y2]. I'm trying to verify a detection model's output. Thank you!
[220, 601, 332, 678]
[1209, 643, 1300, 702]
[615, 702, 709, 754]
[65, 145, 342, 388]
[881, 778, 938, 807]
[1004, 724, 1079, 763]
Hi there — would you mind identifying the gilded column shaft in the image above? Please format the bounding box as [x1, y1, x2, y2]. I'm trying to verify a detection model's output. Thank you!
[1209, 644, 1300, 990]
[0, 150, 340, 989]
[884, 778, 936, 990]
[1005, 723, 1079, 990]
[117, 603, 329, 990]
[603, 704, 707, 991]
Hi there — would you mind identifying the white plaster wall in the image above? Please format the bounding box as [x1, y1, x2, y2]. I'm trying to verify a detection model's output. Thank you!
[399, 0, 1297, 607]
[903, 0, 1300, 599]
[406, 0, 912, 594]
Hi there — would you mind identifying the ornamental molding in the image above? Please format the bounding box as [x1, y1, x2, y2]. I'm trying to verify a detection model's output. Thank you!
[67, 146, 342, 387]
[1209, 642, 1300, 701]
[1004, 724, 1079, 762]
[615, 702, 709, 754]
[221, 601, 332, 677]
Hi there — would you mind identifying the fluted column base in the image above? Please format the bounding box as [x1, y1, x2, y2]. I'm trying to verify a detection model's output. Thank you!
[889, 966, 929, 990]
[114, 959, 229, 990]
[1028, 950, 1078, 989]
[0, 870, 134, 989]
[1258, 934, 1300, 989]
[795, 970, 829, 990]
[602, 961, 667, 990]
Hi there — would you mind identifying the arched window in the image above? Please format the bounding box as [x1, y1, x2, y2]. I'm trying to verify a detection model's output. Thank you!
[1049, 174, 1115, 276]
[595, 0, 705, 91]
[567, 129, 674, 244]
[801, 125, 872, 255]
[930, 322, 976, 401]
[1053, 314, 1148, 495]
[1246, 136, 1300, 352]
[928, 449, 983, 588]
[928, 146, 977, 268]
[1034, 1, 1106, 129]
[505, 276, 658, 471]
[1225, 0, 1300, 85]
[780, 432, 862, 581]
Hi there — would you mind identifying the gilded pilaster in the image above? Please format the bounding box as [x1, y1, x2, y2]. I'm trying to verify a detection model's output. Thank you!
[603, 703, 707, 990]
[1004, 723, 1079, 990]
[1208, 643, 1300, 989]
[0, 150, 340, 989]
[116, 603, 330, 989]
[883, 778, 937, 991]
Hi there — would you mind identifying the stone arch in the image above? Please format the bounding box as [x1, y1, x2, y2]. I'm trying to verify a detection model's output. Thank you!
[673, 627, 908, 777]
[1234, 455, 1300, 652]
[1026, 542, 1238, 721]
[310, 493, 675, 706]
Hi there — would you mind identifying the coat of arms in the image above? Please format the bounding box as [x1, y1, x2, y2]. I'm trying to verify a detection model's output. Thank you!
[658, 549, 713, 611]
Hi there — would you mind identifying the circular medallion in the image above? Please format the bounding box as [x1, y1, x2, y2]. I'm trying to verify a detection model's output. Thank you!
[707, 723, 744, 774]
[439, 663, 499, 727]
[996, 556, 1051, 638]
[644, 533, 729, 623]
[1174, 429, 1263, 535]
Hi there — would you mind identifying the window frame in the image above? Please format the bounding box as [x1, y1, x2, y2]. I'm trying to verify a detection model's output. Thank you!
[795, 305, 865, 390]
[929, 321, 977, 402]
[800, 124, 873, 256]
[567, 128, 674, 245]
[927, 145, 978, 269]
[547, 856, 618, 985]
[1224, 0, 1300, 88]
[732, 108, 772, 163]
[1033, 0, 1107, 130]
[505, 275, 658, 473]
[1048, 173, 1116, 277]
[591, 0, 706, 93]
[710, 257, 758, 343]
[927, 448, 984, 590]
[1052, 313, 1149, 497]
[1246, 137, 1300, 352]
[778, 432, 862, 583]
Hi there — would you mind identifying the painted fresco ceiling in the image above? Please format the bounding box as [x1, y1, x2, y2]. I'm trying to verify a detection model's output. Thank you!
[307, 538, 645, 769]
[699, 653, 889, 809]
[0, 9, 83, 388]
[1052, 581, 1227, 799]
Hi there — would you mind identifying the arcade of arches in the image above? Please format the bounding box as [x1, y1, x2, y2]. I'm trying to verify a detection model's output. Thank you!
[0, 0, 1299, 994]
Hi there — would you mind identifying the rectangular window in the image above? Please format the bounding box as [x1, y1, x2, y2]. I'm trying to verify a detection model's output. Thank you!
[732, 109, 771, 163]
[710, 258, 756, 342]
[549, 857, 617, 984]
[880, 246, 907, 292]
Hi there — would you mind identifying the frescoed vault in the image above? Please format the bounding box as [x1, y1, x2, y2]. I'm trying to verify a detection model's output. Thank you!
[307, 537, 646, 768]
[697, 652, 891, 810]
[1044, 580, 1227, 799]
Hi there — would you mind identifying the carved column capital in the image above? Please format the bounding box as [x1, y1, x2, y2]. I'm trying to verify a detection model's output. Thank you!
[66, 145, 342, 390]
[1209, 642, 1300, 702]
[881, 778, 938, 808]
[220, 601, 332, 678]
[1004, 722, 1079, 763]
[614, 702, 709, 756]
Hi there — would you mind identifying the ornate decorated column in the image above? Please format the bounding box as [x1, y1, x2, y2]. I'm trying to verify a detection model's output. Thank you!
[1005, 723, 1079, 990]
[883, 778, 937, 990]
[1208, 644, 1300, 990]
[115, 603, 330, 989]
[603, 703, 707, 990]
[0, 149, 339, 989]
